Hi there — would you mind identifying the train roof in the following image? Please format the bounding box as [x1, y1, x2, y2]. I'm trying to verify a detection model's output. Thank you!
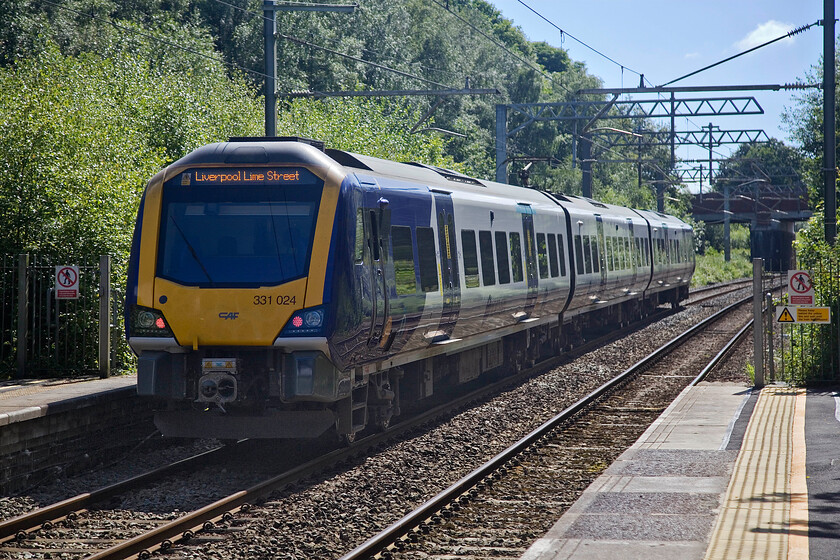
[167, 138, 689, 227]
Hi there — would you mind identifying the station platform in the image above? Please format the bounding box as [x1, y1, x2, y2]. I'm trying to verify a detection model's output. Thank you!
[0, 374, 137, 427]
[0, 374, 150, 495]
[521, 381, 840, 560]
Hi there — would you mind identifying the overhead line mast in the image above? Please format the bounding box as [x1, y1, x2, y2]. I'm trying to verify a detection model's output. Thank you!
[263, 1, 358, 137]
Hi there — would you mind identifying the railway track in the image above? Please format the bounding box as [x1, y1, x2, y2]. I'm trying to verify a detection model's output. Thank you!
[685, 278, 752, 305]
[0, 286, 748, 560]
[341, 295, 754, 560]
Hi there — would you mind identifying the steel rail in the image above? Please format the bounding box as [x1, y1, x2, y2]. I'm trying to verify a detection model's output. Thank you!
[80, 303, 685, 559]
[0, 445, 225, 542]
[691, 318, 754, 386]
[338, 295, 752, 560]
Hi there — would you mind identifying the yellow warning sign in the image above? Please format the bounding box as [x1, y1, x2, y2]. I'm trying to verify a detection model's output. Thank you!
[777, 307, 795, 323]
[775, 306, 832, 324]
[796, 307, 831, 324]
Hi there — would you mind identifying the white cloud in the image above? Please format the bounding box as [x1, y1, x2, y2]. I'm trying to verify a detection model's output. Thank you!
[736, 20, 795, 51]
[684, 52, 701, 60]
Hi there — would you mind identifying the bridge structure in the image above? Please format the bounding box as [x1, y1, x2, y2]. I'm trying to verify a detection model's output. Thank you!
[691, 182, 812, 271]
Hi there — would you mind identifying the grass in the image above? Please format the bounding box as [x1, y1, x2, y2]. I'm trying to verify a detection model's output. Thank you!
[691, 247, 753, 287]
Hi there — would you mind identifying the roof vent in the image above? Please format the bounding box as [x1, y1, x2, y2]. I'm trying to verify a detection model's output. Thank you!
[402, 162, 485, 187]
[228, 136, 325, 151]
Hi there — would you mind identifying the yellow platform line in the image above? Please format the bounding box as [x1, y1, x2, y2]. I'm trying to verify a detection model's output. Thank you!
[704, 386, 808, 560]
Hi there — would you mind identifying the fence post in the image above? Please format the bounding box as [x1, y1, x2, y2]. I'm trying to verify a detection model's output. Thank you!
[99, 255, 111, 378]
[766, 292, 774, 382]
[16, 254, 29, 378]
[753, 258, 765, 387]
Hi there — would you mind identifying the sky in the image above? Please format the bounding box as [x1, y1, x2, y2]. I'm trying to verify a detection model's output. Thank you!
[487, 0, 830, 190]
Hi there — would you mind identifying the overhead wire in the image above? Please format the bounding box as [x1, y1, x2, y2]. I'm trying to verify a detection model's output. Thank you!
[206, 0, 468, 89]
[515, 0, 647, 83]
[659, 21, 819, 87]
[427, 0, 573, 95]
[278, 33, 451, 90]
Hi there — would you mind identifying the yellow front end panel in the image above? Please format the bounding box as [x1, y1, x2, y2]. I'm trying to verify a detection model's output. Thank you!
[154, 277, 308, 347]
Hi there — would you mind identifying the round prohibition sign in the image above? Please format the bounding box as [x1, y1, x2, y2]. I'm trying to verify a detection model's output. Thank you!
[789, 271, 812, 294]
[57, 267, 78, 288]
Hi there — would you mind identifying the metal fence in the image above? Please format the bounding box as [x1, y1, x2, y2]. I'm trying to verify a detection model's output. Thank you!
[0, 256, 18, 374]
[0, 254, 131, 379]
[756, 254, 840, 385]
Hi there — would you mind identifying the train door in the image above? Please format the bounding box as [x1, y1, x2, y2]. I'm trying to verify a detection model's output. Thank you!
[433, 191, 460, 337]
[364, 193, 391, 347]
[595, 215, 607, 288]
[626, 218, 638, 284]
[519, 204, 538, 311]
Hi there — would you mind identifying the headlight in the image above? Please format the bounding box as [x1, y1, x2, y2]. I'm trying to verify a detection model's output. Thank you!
[304, 310, 324, 328]
[130, 306, 174, 337]
[280, 306, 328, 336]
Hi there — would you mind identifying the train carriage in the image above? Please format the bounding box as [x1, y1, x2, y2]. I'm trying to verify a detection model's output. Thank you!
[126, 137, 694, 441]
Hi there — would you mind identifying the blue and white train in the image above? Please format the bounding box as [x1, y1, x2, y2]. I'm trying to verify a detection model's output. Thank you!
[126, 137, 694, 440]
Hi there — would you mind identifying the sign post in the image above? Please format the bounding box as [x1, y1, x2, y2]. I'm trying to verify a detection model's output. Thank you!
[55, 266, 80, 299]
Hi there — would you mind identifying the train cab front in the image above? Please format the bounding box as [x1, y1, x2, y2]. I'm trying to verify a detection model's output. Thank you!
[125, 139, 350, 440]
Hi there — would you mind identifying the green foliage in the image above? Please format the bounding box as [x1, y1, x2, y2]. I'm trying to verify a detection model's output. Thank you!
[0, 42, 261, 262]
[690, 247, 753, 287]
[703, 223, 751, 253]
[277, 98, 459, 168]
[713, 139, 804, 192]
[780, 211, 840, 384]
[782, 41, 839, 207]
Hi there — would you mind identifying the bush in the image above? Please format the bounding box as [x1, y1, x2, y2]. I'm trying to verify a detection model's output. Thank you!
[691, 247, 753, 287]
[781, 210, 840, 384]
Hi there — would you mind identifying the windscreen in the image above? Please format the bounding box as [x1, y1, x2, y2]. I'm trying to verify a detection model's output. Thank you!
[157, 167, 324, 287]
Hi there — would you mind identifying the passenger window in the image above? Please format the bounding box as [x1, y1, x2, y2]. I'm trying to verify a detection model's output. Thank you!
[479, 230, 496, 286]
[547, 234, 559, 278]
[354, 209, 364, 263]
[625, 238, 632, 269]
[416, 227, 439, 293]
[592, 235, 600, 273]
[369, 210, 380, 261]
[510, 232, 524, 283]
[391, 226, 416, 295]
[557, 233, 567, 277]
[536, 233, 549, 279]
[495, 231, 510, 284]
[583, 236, 592, 274]
[461, 230, 480, 288]
[574, 234, 584, 275]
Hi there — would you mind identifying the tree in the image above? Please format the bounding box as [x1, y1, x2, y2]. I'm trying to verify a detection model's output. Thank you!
[782, 40, 840, 208]
[0, 42, 262, 261]
[712, 139, 805, 193]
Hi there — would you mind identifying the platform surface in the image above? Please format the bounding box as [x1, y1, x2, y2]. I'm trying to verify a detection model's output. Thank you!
[521, 381, 840, 560]
[0, 375, 136, 426]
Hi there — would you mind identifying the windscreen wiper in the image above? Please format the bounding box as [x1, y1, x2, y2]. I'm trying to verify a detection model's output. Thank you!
[168, 215, 214, 283]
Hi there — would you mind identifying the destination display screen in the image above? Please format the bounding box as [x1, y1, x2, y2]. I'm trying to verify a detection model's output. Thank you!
[179, 167, 317, 187]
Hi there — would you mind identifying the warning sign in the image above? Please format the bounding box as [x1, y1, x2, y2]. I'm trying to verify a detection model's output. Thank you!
[776, 307, 795, 323]
[776, 306, 831, 324]
[787, 270, 814, 305]
[55, 266, 80, 299]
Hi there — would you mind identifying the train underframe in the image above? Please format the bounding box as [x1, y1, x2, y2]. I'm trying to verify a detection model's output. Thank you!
[144, 285, 688, 441]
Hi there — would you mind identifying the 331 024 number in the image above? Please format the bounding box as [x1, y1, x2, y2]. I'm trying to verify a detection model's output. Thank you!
[253, 295, 296, 305]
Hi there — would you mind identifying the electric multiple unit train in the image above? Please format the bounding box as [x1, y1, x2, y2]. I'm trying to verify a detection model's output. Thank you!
[126, 137, 694, 441]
